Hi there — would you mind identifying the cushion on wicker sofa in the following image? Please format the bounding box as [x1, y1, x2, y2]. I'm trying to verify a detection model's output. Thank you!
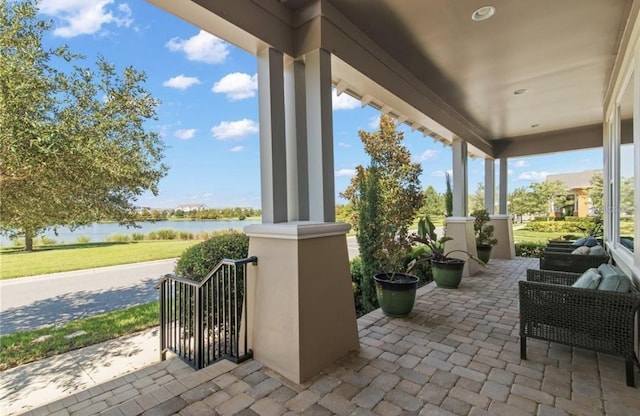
[571, 246, 590, 255]
[597, 264, 632, 292]
[571, 268, 602, 289]
[572, 236, 599, 247]
[589, 245, 605, 255]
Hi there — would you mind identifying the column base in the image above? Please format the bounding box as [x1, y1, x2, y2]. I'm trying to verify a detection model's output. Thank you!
[489, 215, 515, 259]
[444, 217, 479, 277]
[243, 222, 360, 384]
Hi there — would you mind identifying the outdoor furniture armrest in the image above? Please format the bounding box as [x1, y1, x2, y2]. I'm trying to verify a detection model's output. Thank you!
[526, 269, 581, 285]
[539, 251, 609, 273]
[519, 271, 640, 387]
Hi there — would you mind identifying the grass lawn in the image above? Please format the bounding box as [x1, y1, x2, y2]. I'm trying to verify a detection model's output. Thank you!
[512, 229, 570, 243]
[0, 240, 200, 279]
[0, 302, 159, 371]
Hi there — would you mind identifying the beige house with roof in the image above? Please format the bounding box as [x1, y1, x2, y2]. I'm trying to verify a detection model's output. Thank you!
[546, 170, 602, 217]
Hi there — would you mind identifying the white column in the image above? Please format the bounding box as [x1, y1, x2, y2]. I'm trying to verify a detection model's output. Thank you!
[284, 59, 309, 221]
[305, 49, 335, 222]
[451, 138, 468, 216]
[258, 48, 287, 223]
[499, 158, 508, 215]
[484, 158, 495, 214]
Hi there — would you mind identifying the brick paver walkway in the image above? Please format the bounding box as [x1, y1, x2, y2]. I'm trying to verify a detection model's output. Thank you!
[21, 258, 640, 415]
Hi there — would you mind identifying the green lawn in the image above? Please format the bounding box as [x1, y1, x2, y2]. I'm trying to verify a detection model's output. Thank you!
[0, 240, 200, 279]
[512, 229, 570, 243]
[0, 302, 159, 371]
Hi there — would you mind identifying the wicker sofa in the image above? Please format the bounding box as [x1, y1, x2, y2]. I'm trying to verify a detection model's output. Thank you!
[539, 251, 610, 273]
[519, 269, 640, 387]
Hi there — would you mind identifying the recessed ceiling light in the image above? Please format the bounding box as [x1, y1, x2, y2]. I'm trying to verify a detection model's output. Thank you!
[472, 6, 495, 21]
[531, 123, 540, 128]
[514, 89, 527, 95]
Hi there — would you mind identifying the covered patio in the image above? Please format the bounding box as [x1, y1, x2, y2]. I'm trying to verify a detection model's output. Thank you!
[25, 258, 639, 415]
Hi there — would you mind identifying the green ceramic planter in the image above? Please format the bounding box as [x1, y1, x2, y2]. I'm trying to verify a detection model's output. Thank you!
[476, 244, 492, 264]
[431, 259, 465, 289]
[374, 272, 419, 317]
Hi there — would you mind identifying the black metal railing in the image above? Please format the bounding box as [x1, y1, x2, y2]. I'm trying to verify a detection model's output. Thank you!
[158, 256, 257, 369]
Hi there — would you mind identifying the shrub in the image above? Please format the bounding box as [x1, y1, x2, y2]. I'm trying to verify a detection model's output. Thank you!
[515, 242, 546, 258]
[174, 231, 250, 280]
[131, 233, 145, 241]
[105, 234, 129, 242]
[37, 236, 57, 245]
[76, 236, 91, 244]
[155, 229, 177, 240]
[349, 257, 366, 317]
[179, 231, 193, 240]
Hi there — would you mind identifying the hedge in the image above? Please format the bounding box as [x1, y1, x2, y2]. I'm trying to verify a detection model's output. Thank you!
[515, 242, 546, 258]
[174, 231, 249, 280]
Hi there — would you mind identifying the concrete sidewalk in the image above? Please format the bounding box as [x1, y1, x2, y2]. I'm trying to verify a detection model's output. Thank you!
[0, 327, 169, 415]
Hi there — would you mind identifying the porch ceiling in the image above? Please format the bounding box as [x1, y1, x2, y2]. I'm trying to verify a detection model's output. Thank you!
[150, 0, 639, 158]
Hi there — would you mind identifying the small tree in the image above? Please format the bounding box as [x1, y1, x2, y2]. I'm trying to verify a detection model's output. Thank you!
[445, 172, 453, 217]
[469, 182, 485, 213]
[341, 115, 423, 313]
[588, 171, 604, 218]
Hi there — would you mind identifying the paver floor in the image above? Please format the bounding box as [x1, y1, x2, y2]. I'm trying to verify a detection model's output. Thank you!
[19, 257, 640, 415]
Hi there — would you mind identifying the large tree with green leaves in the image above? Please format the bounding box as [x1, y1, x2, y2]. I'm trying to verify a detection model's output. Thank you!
[420, 185, 444, 217]
[529, 180, 568, 217]
[0, 0, 167, 250]
[588, 171, 604, 218]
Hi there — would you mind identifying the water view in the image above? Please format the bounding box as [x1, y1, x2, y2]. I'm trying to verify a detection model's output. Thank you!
[0, 219, 261, 247]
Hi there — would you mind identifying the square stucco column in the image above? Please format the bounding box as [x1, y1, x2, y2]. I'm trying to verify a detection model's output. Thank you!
[485, 159, 495, 214]
[243, 223, 359, 383]
[444, 217, 479, 277]
[489, 215, 515, 259]
[499, 158, 509, 215]
[451, 138, 468, 217]
[258, 48, 287, 223]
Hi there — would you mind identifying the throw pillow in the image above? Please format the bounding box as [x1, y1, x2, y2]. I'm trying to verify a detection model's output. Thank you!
[571, 268, 601, 289]
[589, 245, 605, 255]
[597, 264, 631, 292]
[571, 246, 590, 255]
[583, 236, 599, 247]
[572, 237, 587, 246]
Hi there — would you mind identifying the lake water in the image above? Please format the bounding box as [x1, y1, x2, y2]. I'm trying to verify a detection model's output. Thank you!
[0, 219, 261, 246]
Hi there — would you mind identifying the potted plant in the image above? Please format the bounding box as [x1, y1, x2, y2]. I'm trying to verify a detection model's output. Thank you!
[372, 234, 420, 317]
[410, 215, 483, 289]
[471, 208, 498, 264]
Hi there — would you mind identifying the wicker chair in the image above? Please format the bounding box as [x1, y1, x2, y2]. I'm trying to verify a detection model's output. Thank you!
[539, 251, 609, 273]
[519, 269, 640, 387]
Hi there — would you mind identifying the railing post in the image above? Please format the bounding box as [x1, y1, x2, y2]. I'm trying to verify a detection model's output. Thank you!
[194, 285, 202, 369]
[159, 279, 166, 361]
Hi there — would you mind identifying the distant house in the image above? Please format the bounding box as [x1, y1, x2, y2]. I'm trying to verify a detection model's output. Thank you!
[176, 203, 207, 212]
[546, 170, 601, 217]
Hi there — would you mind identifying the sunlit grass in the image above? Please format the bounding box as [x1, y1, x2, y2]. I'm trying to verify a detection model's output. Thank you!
[0, 240, 200, 279]
[0, 302, 158, 371]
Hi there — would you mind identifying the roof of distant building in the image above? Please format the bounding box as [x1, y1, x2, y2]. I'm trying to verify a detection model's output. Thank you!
[176, 203, 207, 210]
[546, 170, 602, 190]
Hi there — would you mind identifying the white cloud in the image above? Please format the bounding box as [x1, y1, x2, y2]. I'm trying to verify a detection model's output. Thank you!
[332, 90, 360, 110]
[338, 142, 351, 148]
[512, 160, 530, 168]
[508, 169, 514, 175]
[163, 75, 201, 90]
[413, 149, 439, 163]
[230, 146, 246, 152]
[368, 116, 381, 129]
[518, 171, 550, 181]
[40, 0, 133, 38]
[431, 169, 453, 178]
[174, 129, 196, 140]
[166, 30, 229, 64]
[211, 119, 259, 140]
[335, 168, 356, 177]
[212, 73, 258, 101]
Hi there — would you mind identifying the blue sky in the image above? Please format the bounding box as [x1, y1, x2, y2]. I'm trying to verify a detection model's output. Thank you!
[37, 1, 612, 209]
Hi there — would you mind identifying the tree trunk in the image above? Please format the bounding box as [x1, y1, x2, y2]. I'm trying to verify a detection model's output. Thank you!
[25, 233, 34, 252]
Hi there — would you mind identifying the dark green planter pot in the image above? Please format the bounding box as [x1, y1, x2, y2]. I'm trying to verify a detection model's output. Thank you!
[431, 259, 465, 289]
[374, 273, 419, 317]
[476, 244, 493, 264]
